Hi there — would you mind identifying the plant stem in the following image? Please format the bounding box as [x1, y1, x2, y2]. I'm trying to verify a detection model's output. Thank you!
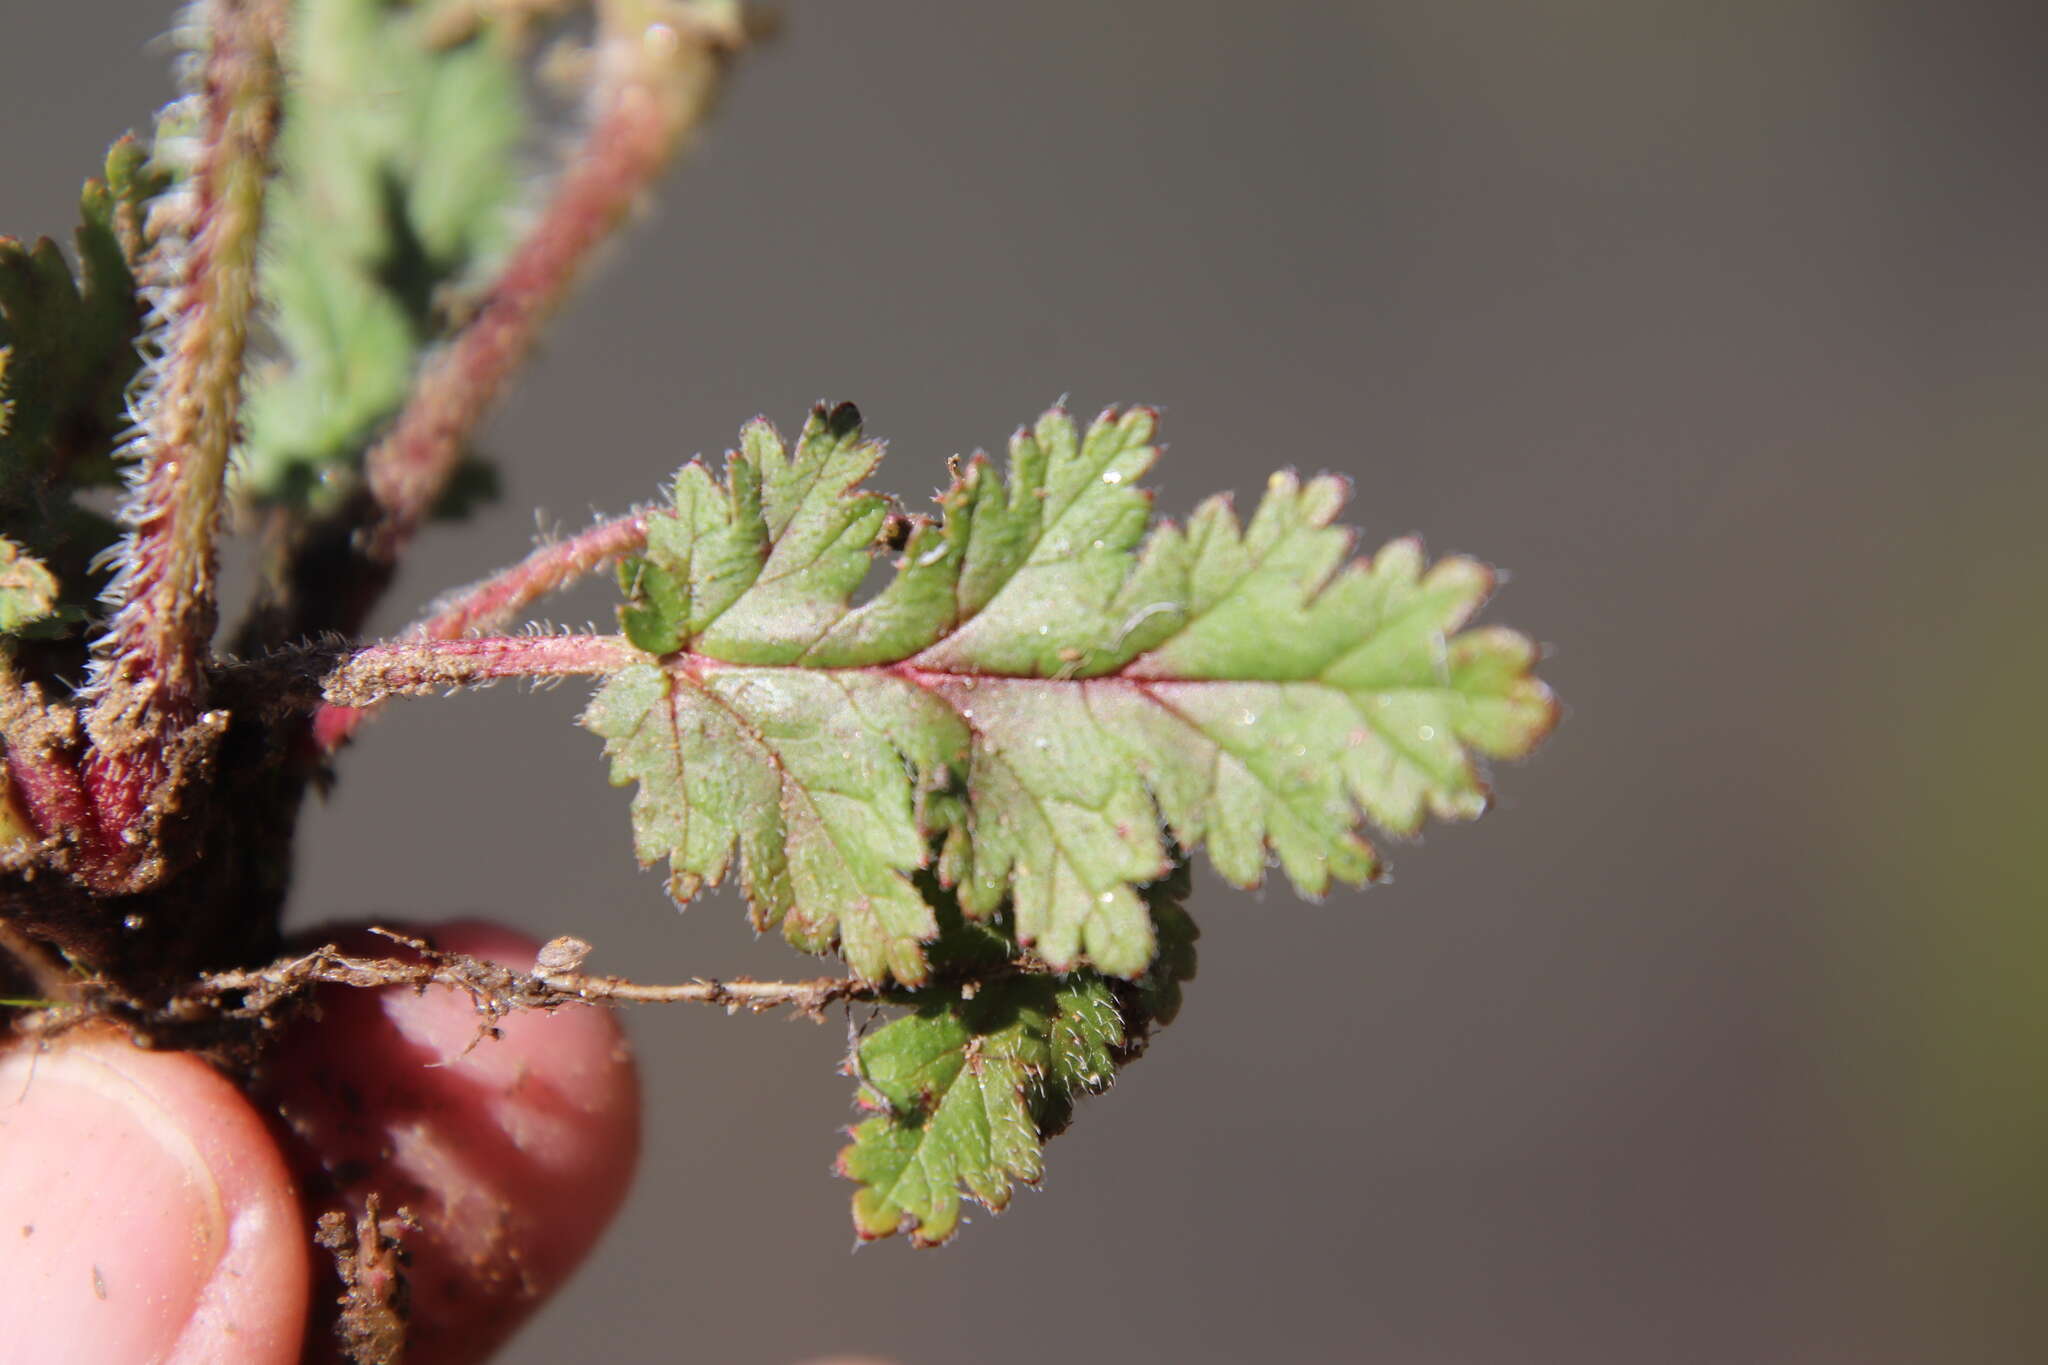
[191, 939, 877, 1021]
[318, 633, 640, 708]
[0, 737, 94, 871]
[79, 0, 284, 865]
[314, 511, 648, 750]
[423, 512, 652, 640]
[0, 655, 90, 861]
[533, 967, 870, 1011]
[358, 3, 739, 569]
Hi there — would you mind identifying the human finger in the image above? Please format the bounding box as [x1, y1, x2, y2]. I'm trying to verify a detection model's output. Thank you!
[262, 920, 640, 1364]
[0, 1025, 311, 1364]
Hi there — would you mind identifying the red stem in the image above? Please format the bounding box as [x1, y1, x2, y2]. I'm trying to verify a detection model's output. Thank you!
[319, 634, 641, 709]
[5, 747, 102, 858]
[313, 512, 648, 750]
[418, 514, 649, 641]
[360, 28, 717, 562]
[74, 0, 283, 882]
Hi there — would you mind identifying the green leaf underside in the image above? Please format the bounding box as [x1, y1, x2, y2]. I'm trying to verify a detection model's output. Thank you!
[837, 877, 1196, 1246]
[239, 0, 523, 508]
[0, 139, 160, 636]
[586, 404, 1556, 985]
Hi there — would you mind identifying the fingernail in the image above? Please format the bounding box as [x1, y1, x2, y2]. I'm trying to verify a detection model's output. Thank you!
[0, 1031, 308, 1364]
[0, 1036, 227, 1360]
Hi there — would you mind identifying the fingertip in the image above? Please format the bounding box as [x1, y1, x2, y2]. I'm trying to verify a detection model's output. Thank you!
[0, 1027, 310, 1365]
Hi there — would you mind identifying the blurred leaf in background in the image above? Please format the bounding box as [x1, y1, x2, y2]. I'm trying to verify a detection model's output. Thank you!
[239, 0, 525, 510]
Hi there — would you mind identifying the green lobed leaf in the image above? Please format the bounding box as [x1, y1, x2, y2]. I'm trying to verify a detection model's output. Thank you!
[837, 873, 1196, 1247]
[581, 659, 948, 985]
[587, 403, 1556, 985]
[238, 0, 525, 508]
[0, 137, 156, 499]
[0, 138, 162, 638]
[0, 137, 157, 497]
[839, 977, 1070, 1247]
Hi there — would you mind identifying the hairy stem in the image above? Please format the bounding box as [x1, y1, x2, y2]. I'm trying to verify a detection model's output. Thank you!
[416, 512, 651, 640]
[318, 633, 639, 708]
[315, 511, 648, 750]
[80, 0, 284, 861]
[358, 2, 739, 568]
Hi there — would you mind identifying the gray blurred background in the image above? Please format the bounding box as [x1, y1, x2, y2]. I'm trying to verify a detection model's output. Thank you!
[6, 2, 2046, 1361]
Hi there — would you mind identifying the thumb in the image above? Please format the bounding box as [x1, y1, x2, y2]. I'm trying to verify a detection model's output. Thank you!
[0, 1027, 310, 1364]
